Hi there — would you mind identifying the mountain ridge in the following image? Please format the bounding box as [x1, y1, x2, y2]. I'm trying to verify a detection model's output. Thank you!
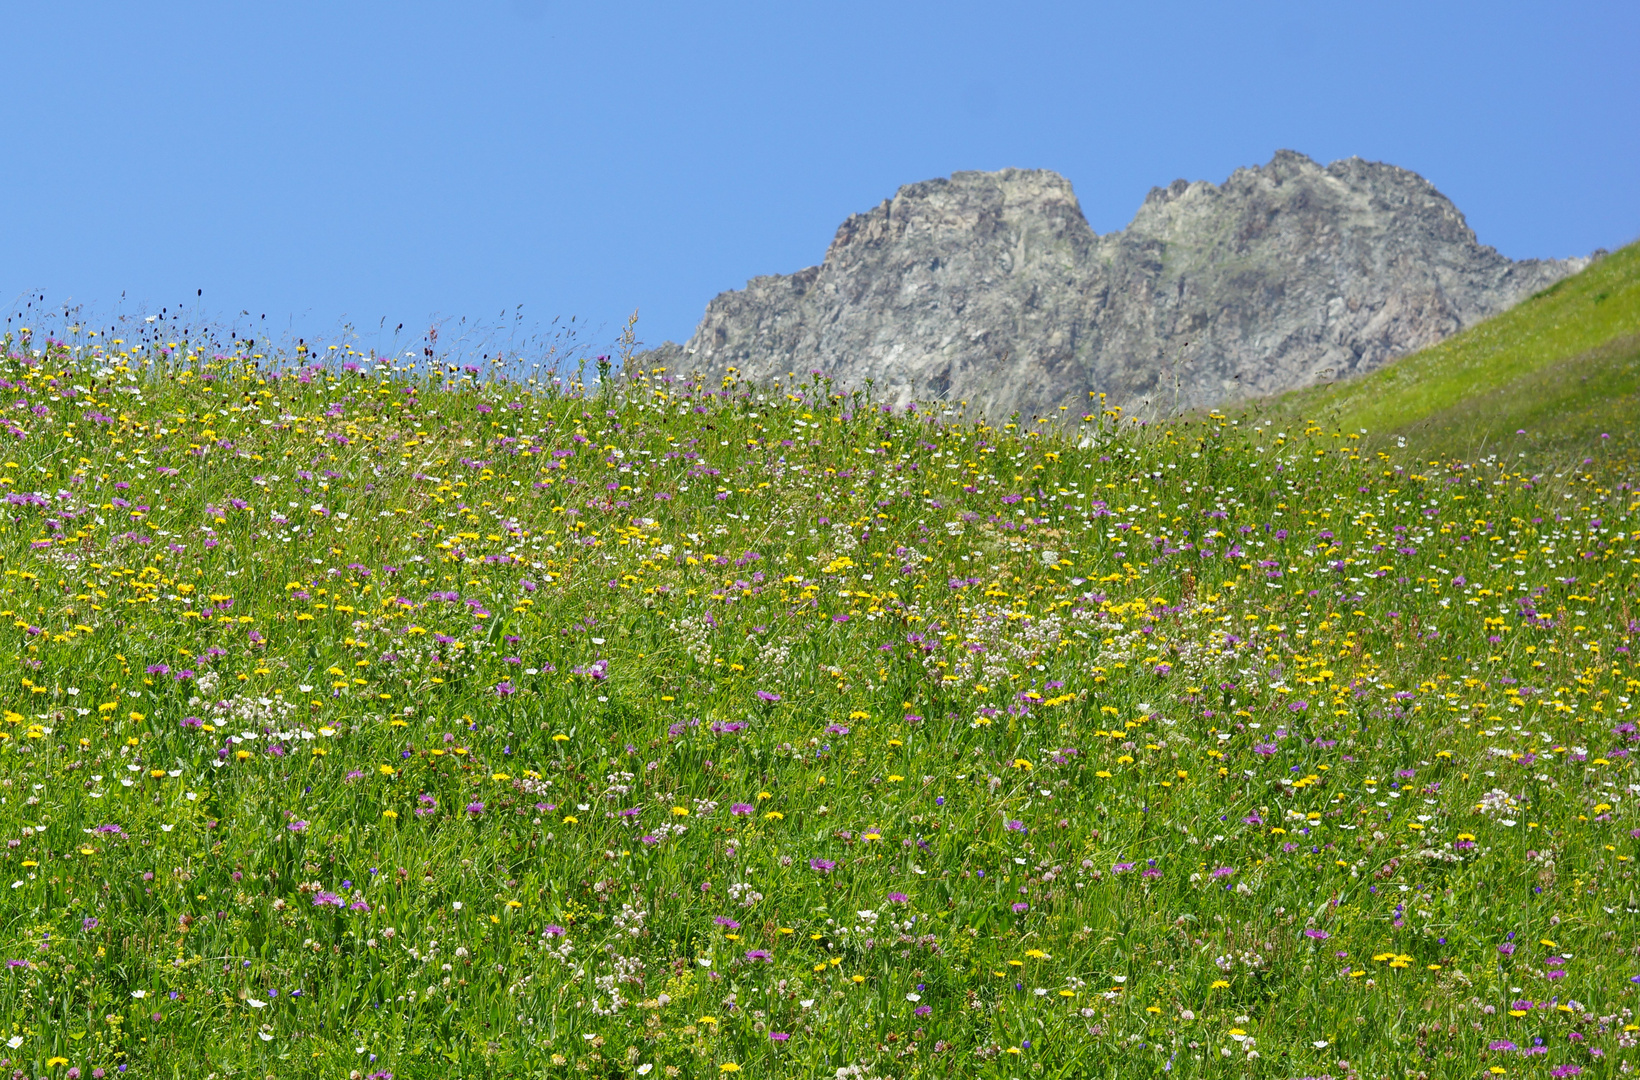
[642, 151, 1589, 419]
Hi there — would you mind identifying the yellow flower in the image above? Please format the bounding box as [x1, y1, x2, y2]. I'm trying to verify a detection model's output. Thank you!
[851, 974, 865, 984]
[720, 1066, 741, 1074]
[562, 816, 579, 825]
[1210, 979, 1229, 989]
[672, 806, 690, 816]
[378, 765, 395, 775]
[47, 1060, 68, 1069]
[764, 811, 784, 820]
[382, 810, 398, 820]
[491, 773, 511, 781]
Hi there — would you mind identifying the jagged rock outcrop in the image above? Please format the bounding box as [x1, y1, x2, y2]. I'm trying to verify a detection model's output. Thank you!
[644, 151, 1588, 419]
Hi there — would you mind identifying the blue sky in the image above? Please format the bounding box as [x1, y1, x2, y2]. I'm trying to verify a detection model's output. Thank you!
[3, 1, 1635, 360]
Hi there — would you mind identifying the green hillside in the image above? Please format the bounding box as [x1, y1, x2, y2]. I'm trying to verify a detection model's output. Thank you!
[1257, 240, 1640, 459]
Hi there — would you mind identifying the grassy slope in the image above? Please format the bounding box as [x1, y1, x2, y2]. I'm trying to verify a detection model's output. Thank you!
[1, 330, 1638, 1078]
[1256, 240, 1640, 457]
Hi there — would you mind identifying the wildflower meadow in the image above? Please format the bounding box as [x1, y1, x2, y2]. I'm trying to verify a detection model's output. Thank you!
[1, 322, 1638, 1079]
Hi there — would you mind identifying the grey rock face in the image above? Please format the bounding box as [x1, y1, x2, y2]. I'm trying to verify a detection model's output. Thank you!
[645, 151, 1586, 419]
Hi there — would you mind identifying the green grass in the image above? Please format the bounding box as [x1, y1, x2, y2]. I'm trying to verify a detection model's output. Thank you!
[1254, 240, 1640, 459]
[0, 325, 1639, 1078]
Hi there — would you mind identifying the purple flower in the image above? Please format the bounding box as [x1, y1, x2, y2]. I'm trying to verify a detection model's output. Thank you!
[1005, 819, 1026, 832]
[312, 891, 344, 907]
[465, 802, 485, 816]
[809, 858, 836, 873]
[543, 925, 566, 937]
[1012, 902, 1029, 913]
[769, 1031, 791, 1041]
[1303, 928, 1329, 939]
[1112, 862, 1134, 874]
[1211, 866, 1234, 879]
[887, 892, 909, 904]
[287, 820, 309, 833]
[730, 803, 754, 815]
[755, 690, 782, 703]
[82, 917, 99, 931]
[914, 1004, 932, 1017]
[745, 949, 773, 962]
[714, 916, 742, 929]
[824, 723, 850, 735]
[1498, 942, 1517, 956]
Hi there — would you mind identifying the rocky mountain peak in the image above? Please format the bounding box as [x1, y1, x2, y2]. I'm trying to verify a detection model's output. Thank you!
[645, 151, 1588, 419]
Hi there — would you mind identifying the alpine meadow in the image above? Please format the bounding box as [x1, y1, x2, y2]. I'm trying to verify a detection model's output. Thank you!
[2, 305, 1639, 1080]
